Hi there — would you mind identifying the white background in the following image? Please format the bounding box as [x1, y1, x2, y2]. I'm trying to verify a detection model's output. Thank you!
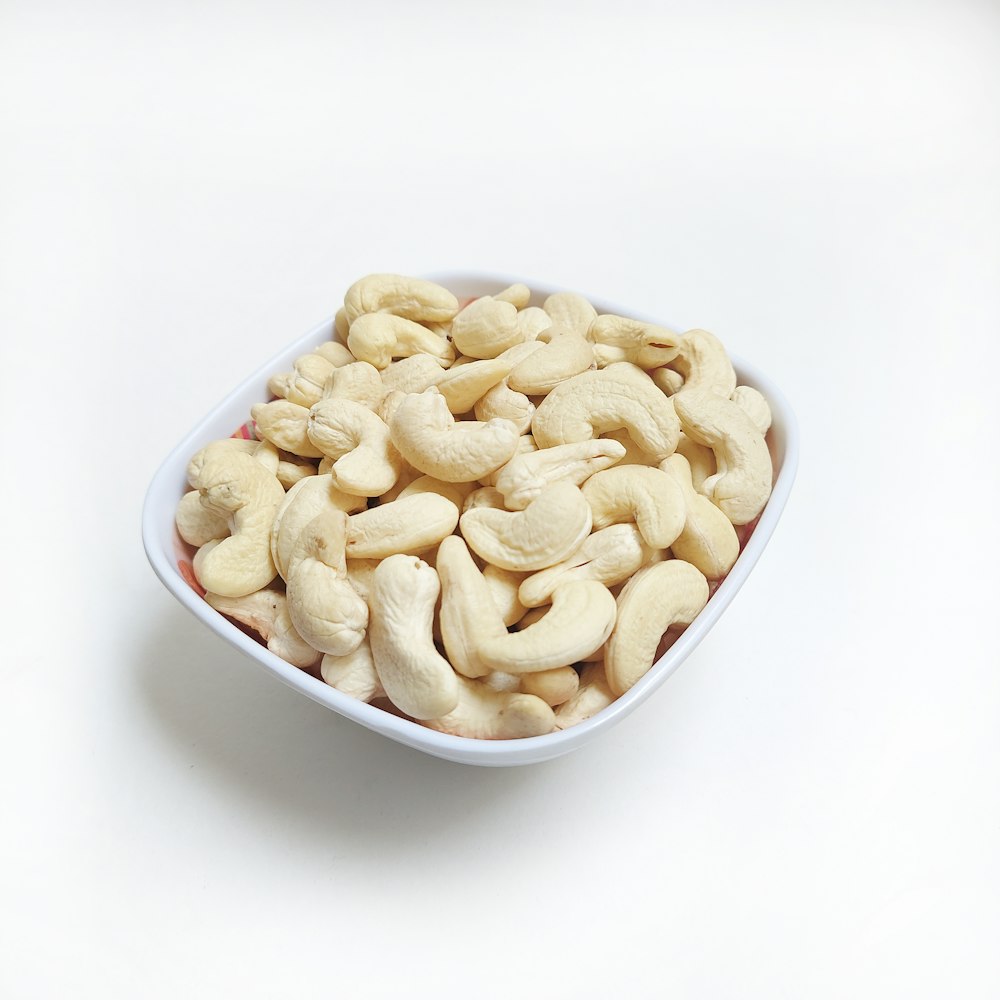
[2, 1, 998, 997]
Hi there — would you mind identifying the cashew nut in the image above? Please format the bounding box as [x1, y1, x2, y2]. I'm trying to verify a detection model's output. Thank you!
[436, 356, 513, 413]
[542, 292, 597, 337]
[516, 306, 553, 341]
[251, 400, 325, 459]
[520, 667, 579, 707]
[346, 312, 454, 371]
[506, 328, 594, 395]
[345, 558, 379, 602]
[482, 564, 528, 626]
[493, 283, 532, 309]
[675, 432, 717, 492]
[600, 428, 661, 468]
[333, 307, 351, 346]
[589, 314, 681, 370]
[344, 274, 460, 325]
[313, 341, 356, 368]
[397, 475, 476, 510]
[673, 388, 772, 525]
[388, 388, 520, 483]
[473, 378, 535, 434]
[275, 452, 318, 490]
[450, 296, 524, 359]
[205, 588, 320, 669]
[605, 560, 709, 696]
[176, 490, 229, 547]
[731, 385, 772, 435]
[581, 465, 686, 549]
[368, 554, 459, 719]
[346, 493, 460, 559]
[554, 663, 615, 729]
[651, 366, 684, 395]
[460, 481, 593, 572]
[320, 361, 387, 412]
[462, 486, 507, 513]
[421, 675, 554, 739]
[321, 638, 385, 703]
[478, 433, 537, 487]
[380, 353, 448, 395]
[670, 329, 736, 397]
[267, 352, 335, 408]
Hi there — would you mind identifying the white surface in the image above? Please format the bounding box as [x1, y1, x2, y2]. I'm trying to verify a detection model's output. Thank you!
[2, 1, 998, 996]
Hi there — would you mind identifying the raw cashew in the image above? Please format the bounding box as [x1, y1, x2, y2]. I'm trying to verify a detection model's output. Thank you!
[731, 385, 772, 435]
[482, 564, 528, 626]
[670, 329, 736, 398]
[344, 274, 460, 325]
[581, 465, 686, 549]
[554, 663, 615, 729]
[389, 389, 521, 483]
[506, 328, 594, 395]
[347, 313, 455, 370]
[542, 292, 597, 337]
[651, 366, 684, 395]
[268, 352, 335, 408]
[422, 675, 555, 739]
[436, 356, 513, 413]
[376, 388, 407, 426]
[474, 378, 535, 434]
[460, 481, 593, 572]
[398, 475, 476, 510]
[251, 400, 324, 458]
[437, 535, 509, 679]
[517, 306, 553, 341]
[270, 473, 367, 580]
[313, 341, 356, 368]
[187, 443, 285, 597]
[205, 588, 320, 669]
[346, 493, 459, 559]
[275, 452, 318, 490]
[494, 283, 531, 308]
[479, 433, 537, 487]
[333, 308, 351, 346]
[600, 428, 661, 468]
[673, 389, 772, 525]
[320, 361, 387, 411]
[285, 510, 369, 656]
[381, 354, 448, 394]
[520, 667, 579, 707]
[321, 639, 384, 703]
[369, 554, 459, 719]
[494, 439, 626, 510]
[605, 560, 709, 696]
[531, 364, 680, 460]
[462, 486, 507, 512]
[675, 432, 717, 492]
[477, 580, 617, 673]
[345, 558, 380, 602]
[375, 461, 422, 504]
[307, 398, 402, 497]
[660, 454, 739, 579]
[589, 314, 681, 370]
[518, 523, 653, 607]
[450, 296, 524, 359]
[176, 490, 229, 547]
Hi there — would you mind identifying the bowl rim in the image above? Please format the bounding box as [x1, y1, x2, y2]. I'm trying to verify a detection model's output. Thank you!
[142, 272, 799, 765]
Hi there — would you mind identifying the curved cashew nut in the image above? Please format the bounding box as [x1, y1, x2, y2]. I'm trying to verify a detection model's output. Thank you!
[531, 364, 680, 460]
[731, 385, 772, 435]
[491, 282, 531, 308]
[673, 389, 772, 525]
[675, 432, 717, 492]
[581, 465, 686, 549]
[205, 588, 319, 669]
[542, 292, 597, 337]
[187, 444, 284, 597]
[176, 490, 229, 547]
[275, 453, 318, 490]
[284, 510, 369, 656]
[389, 389, 520, 483]
[380, 354, 448, 395]
[344, 558, 379, 602]
[520, 667, 579, 708]
[554, 663, 615, 729]
[651, 366, 684, 395]
[517, 306, 553, 341]
[346, 493, 459, 559]
[344, 274, 460, 324]
[436, 356, 514, 413]
[313, 341, 356, 367]
[347, 312, 454, 370]
[450, 296, 524, 359]
[368, 554, 459, 719]
[506, 328, 594, 395]
[462, 486, 507, 512]
[306, 398, 402, 497]
[477, 580, 617, 673]
[659, 454, 739, 579]
[605, 560, 709, 696]
[600, 428, 661, 468]
[268, 352, 336, 408]
[421, 674, 555, 739]
[479, 433, 537, 487]
[374, 460, 422, 504]
[589, 314, 681, 370]
[474, 378, 535, 434]
[494, 439, 626, 511]
[320, 361, 387, 412]
[517, 523, 653, 607]
[398, 475, 476, 510]
[321, 638, 384, 703]
[460, 481, 592, 572]
[333, 308, 351, 346]
[482, 564, 528, 626]
[670, 329, 736, 397]
[251, 400, 324, 459]
[270, 475, 367, 580]
[437, 535, 509, 679]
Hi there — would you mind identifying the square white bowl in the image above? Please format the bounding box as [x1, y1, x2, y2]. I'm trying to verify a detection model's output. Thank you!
[142, 273, 799, 766]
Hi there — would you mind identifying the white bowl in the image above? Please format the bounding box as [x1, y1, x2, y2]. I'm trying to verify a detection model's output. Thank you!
[142, 273, 799, 766]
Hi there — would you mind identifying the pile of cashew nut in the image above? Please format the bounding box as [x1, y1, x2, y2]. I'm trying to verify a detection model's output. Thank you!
[176, 274, 773, 739]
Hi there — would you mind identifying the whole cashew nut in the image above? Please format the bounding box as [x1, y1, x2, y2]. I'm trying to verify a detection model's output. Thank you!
[588, 314, 681, 370]
[421, 674, 555, 739]
[516, 306, 553, 341]
[450, 296, 524, 359]
[670, 329, 737, 398]
[436, 356, 514, 413]
[519, 666, 580, 707]
[581, 465, 686, 549]
[482, 564, 529, 626]
[176, 490, 229, 547]
[506, 327, 594, 395]
[542, 292, 597, 337]
[554, 663, 615, 729]
[268, 352, 336, 409]
[675, 432, 717, 492]
[346, 493, 460, 559]
[313, 341, 356, 368]
[344, 274, 460, 325]
[731, 385, 772, 435]
[479, 433, 537, 487]
[251, 400, 325, 459]
[397, 475, 476, 510]
[380, 354, 448, 395]
[473, 378, 535, 435]
[321, 638, 385, 703]
[347, 313, 455, 370]
[320, 361, 387, 412]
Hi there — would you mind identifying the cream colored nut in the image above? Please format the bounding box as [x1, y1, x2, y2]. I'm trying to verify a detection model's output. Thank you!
[321, 639, 384, 703]
[381, 354, 448, 395]
[375, 461, 423, 504]
[581, 465, 686, 549]
[474, 378, 535, 435]
[388, 389, 520, 483]
[460, 481, 592, 572]
[344, 274, 460, 325]
[421, 675, 554, 739]
[369, 554, 459, 720]
[605, 559, 709, 696]
[671, 329, 737, 397]
[306, 398, 402, 497]
[462, 486, 507, 513]
[659, 454, 739, 580]
[275, 452, 318, 490]
[268, 353, 335, 408]
[251, 439, 280, 475]
[251, 400, 325, 459]
[376, 388, 407, 426]
[482, 671, 522, 693]
[517, 523, 653, 607]
[320, 361, 387, 411]
[531, 364, 680, 460]
[176, 490, 229, 547]
[494, 439, 626, 511]
[205, 588, 320, 669]
[187, 443, 284, 597]
[589, 314, 681, 370]
[542, 292, 597, 337]
[398, 475, 476, 510]
[517, 306, 553, 341]
[345, 558, 379, 602]
[270, 474, 367, 581]
[554, 663, 615, 729]
[493, 283, 531, 309]
[333, 307, 351, 346]
[482, 564, 529, 626]
[651, 366, 684, 395]
[600, 428, 661, 468]
[284, 509, 369, 656]
[506, 328, 594, 395]
[347, 312, 455, 370]
[478, 433, 537, 487]
[731, 385, 772, 435]
[313, 341, 356, 368]
[346, 493, 460, 559]
[520, 667, 579, 707]
[437, 535, 509, 679]
[673, 389, 772, 525]
[450, 296, 524, 359]
[675, 432, 717, 492]
[436, 356, 513, 413]
[477, 580, 617, 673]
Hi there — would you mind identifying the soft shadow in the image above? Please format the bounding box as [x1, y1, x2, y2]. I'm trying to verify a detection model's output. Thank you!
[130, 598, 567, 851]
